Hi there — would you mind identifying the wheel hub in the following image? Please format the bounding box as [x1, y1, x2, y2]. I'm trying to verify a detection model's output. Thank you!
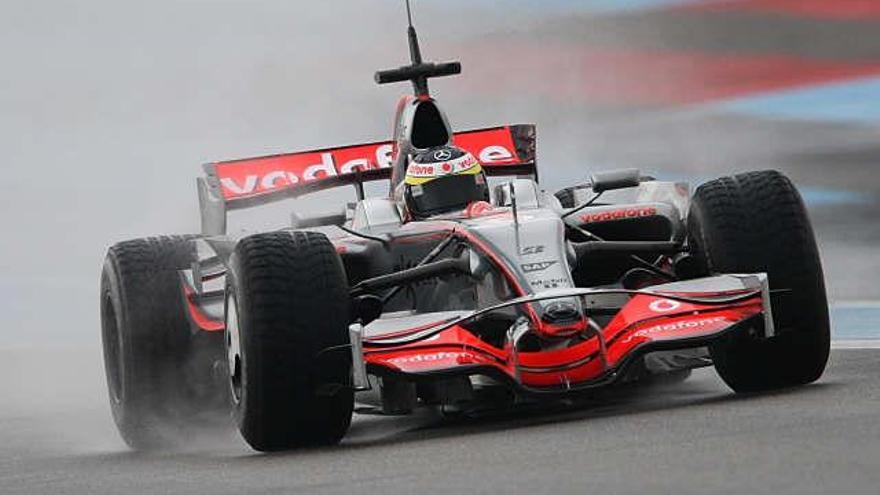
[225, 294, 243, 404]
[102, 294, 123, 405]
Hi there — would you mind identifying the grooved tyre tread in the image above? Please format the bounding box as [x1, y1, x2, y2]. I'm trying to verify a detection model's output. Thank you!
[101, 235, 224, 450]
[688, 170, 830, 392]
[228, 231, 353, 451]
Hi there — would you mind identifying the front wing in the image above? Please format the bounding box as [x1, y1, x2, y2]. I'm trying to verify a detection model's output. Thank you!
[355, 274, 773, 395]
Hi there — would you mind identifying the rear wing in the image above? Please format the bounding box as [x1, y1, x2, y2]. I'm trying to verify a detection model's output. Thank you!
[198, 124, 536, 235]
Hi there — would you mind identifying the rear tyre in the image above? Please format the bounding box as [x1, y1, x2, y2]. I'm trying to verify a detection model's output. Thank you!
[688, 170, 830, 393]
[227, 231, 353, 451]
[101, 236, 227, 450]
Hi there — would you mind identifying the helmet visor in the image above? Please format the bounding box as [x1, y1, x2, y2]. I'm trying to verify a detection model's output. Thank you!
[407, 173, 486, 218]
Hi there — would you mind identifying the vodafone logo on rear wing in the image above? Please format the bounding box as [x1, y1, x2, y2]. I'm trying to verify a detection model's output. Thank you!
[211, 126, 534, 201]
[217, 142, 394, 198]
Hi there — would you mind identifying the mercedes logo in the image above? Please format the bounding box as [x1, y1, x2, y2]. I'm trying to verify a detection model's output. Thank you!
[433, 149, 452, 161]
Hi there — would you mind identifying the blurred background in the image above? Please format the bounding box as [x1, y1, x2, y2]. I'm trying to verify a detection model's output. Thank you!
[1, 0, 879, 460]
[3, 0, 879, 349]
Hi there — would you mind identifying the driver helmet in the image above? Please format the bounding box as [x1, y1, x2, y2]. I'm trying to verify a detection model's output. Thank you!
[403, 145, 489, 219]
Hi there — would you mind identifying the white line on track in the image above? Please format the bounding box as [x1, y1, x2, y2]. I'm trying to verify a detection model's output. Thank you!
[830, 301, 880, 349]
[832, 340, 880, 350]
[831, 300, 880, 309]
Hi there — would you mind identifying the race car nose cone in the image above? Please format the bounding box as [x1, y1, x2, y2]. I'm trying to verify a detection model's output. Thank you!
[541, 301, 580, 324]
[537, 301, 586, 338]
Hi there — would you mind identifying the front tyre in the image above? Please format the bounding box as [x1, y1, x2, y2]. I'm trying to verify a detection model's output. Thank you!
[227, 231, 353, 451]
[101, 235, 226, 450]
[688, 170, 830, 393]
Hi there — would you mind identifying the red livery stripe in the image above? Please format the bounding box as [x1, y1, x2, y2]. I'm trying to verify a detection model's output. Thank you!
[473, 44, 880, 106]
[690, 0, 880, 20]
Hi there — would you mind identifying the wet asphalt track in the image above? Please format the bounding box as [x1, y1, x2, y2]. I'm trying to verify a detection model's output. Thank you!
[2, 348, 879, 495]
[3, 1, 880, 494]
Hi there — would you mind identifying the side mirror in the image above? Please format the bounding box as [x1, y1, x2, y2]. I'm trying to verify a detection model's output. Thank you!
[290, 208, 347, 228]
[492, 179, 540, 208]
[492, 181, 514, 207]
[468, 248, 491, 280]
[590, 168, 641, 194]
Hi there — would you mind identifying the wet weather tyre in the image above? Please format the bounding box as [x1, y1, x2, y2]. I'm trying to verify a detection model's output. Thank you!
[688, 170, 830, 393]
[226, 231, 353, 451]
[101, 235, 226, 450]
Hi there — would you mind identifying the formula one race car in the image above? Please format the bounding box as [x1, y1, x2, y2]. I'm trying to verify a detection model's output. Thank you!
[99, 12, 830, 451]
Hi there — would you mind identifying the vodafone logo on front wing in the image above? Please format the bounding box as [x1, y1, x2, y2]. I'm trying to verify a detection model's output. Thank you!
[387, 351, 476, 365]
[622, 316, 728, 344]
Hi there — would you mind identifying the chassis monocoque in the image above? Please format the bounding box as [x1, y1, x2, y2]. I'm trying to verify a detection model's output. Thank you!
[100, 24, 830, 452]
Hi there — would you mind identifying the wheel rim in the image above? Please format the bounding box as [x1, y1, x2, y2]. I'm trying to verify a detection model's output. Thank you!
[102, 294, 123, 405]
[225, 294, 243, 405]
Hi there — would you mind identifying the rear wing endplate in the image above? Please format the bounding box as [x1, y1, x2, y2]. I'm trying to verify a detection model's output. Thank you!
[198, 124, 536, 235]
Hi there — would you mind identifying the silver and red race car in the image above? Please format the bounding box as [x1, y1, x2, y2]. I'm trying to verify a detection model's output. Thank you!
[100, 15, 830, 452]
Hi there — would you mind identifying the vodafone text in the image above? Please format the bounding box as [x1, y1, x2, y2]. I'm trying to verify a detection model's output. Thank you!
[580, 207, 657, 224]
[220, 145, 394, 196]
[622, 317, 728, 344]
[220, 143, 514, 197]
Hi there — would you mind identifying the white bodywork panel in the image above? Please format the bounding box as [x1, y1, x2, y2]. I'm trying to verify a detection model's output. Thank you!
[351, 198, 403, 233]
